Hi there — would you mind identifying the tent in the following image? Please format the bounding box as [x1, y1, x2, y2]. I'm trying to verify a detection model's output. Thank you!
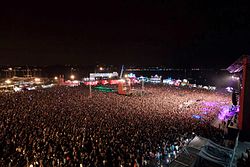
[190, 136, 233, 167]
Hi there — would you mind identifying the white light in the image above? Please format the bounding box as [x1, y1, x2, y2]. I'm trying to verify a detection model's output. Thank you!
[99, 67, 103, 71]
[70, 75, 75, 80]
[42, 84, 54, 89]
[14, 87, 22, 92]
[5, 79, 11, 84]
[27, 87, 36, 90]
[72, 80, 79, 84]
[34, 78, 41, 82]
[226, 87, 233, 92]
[54, 76, 58, 80]
[232, 76, 240, 80]
[169, 81, 174, 85]
[124, 74, 128, 78]
[203, 86, 208, 90]
[119, 79, 125, 83]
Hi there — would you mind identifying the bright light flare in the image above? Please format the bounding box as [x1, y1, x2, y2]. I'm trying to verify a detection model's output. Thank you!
[54, 76, 58, 80]
[70, 75, 75, 80]
[34, 78, 41, 82]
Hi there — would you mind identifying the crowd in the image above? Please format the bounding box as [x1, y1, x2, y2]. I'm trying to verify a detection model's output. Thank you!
[0, 84, 231, 166]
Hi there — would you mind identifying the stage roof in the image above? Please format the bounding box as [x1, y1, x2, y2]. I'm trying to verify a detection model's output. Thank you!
[170, 136, 233, 167]
[227, 55, 250, 73]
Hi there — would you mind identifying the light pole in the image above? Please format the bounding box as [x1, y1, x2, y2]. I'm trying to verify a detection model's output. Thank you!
[89, 84, 92, 97]
[141, 79, 144, 96]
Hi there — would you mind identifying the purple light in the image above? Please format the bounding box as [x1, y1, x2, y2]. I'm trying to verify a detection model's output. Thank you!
[218, 106, 230, 120]
[202, 101, 218, 107]
[202, 108, 210, 111]
[218, 105, 239, 121]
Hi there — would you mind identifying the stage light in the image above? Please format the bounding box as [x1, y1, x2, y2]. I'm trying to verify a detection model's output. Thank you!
[99, 67, 104, 71]
[231, 75, 240, 80]
[54, 76, 58, 80]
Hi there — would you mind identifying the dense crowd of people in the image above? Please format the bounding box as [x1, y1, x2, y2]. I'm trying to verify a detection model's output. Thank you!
[0, 84, 230, 166]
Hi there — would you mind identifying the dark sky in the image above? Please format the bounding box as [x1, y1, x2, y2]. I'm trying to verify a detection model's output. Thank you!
[0, 0, 250, 67]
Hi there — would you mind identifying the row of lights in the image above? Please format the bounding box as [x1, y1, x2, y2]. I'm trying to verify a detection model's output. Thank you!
[6, 67, 105, 84]
[4, 75, 77, 84]
[54, 67, 104, 81]
[231, 76, 240, 80]
[5, 78, 41, 84]
[54, 75, 75, 80]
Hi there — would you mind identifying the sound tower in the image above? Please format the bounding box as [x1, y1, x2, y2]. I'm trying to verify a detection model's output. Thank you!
[239, 56, 250, 133]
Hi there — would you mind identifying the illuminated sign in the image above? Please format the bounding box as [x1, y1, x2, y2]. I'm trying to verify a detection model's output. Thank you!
[150, 75, 162, 83]
[90, 72, 118, 79]
[127, 73, 136, 78]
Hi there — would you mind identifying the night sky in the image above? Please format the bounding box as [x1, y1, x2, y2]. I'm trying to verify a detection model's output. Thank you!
[0, 0, 250, 68]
